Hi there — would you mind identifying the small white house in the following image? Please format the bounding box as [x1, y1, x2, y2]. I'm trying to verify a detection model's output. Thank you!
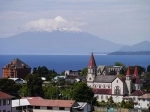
[9, 78, 26, 84]
[0, 91, 14, 112]
[138, 93, 150, 109]
[12, 98, 79, 112]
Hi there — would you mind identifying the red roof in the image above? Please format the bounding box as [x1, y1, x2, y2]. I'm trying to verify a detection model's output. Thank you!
[88, 52, 96, 67]
[126, 67, 131, 76]
[28, 99, 75, 107]
[92, 89, 112, 94]
[0, 91, 14, 99]
[130, 90, 146, 96]
[135, 78, 142, 84]
[133, 66, 139, 78]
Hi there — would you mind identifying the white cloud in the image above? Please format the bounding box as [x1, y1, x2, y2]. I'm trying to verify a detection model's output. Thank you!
[23, 16, 85, 32]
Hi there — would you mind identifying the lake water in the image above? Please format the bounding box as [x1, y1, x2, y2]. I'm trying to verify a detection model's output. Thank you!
[0, 55, 150, 78]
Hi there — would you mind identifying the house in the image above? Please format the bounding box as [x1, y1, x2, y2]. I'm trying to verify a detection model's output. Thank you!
[97, 65, 124, 75]
[138, 94, 150, 109]
[0, 91, 14, 112]
[65, 70, 81, 77]
[8, 78, 26, 84]
[12, 97, 79, 112]
[2, 58, 31, 79]
[76, 102, 92, 112]
[86, 53, 144, 103]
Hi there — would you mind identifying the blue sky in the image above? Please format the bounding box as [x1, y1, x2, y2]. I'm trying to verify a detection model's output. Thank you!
[0, 0, 150, 45]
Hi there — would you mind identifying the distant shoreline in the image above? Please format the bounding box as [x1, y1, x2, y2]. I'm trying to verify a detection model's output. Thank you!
[108, 51, 150, 55]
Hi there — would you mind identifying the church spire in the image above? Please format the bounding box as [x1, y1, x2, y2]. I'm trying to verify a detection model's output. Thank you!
[126, 66, 131, 76]
[133, 66, 138, 78]
[88, 52, 96, 68]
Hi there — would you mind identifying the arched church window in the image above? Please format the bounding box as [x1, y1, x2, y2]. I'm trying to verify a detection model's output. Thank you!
[101, 95, 103, 99]
[89, 77, 91, 80]
[117, 80, 118, 83]
[103, 84, 105, 88]
[99, 85, 101, 88]
[114, 86, 120, 95]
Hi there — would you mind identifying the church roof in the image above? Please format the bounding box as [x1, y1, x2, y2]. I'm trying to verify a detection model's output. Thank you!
[126, 67, 131, 76]
[133, 66, 139, 78]
[88, 53, 96, 67]
[93, 89, 112, 94]
[130, 90, 146, 96]
[3, 58, 31, 69]
[94, 75, 117, 83]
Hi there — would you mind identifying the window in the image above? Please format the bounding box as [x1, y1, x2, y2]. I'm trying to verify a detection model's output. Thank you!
[101, 95, 103, 99]
[0, 100, 1, 106]
[59, 107, 65, 110]
[7, 99, 10, 105]
[143, 99, 145, 101]
[117, 80, 118, 83]
[23, 106, 26, 109]
[103, 84, 105, 88]
[106, 96, 108, 99]
[47, 106, 52, 110]
[35, 106, 40, 109]
[99, 85, 101, 88]
[147, 104, 149, 106]
[16, 107, 22, 110]
[89, 78, 91, 80]
[28, 105, 33, 109]
[3, 99, 6, 105]
[114, 86, 120, 95]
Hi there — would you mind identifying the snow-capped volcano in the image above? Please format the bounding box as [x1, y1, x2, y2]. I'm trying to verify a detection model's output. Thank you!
[24, 16, 83, 33]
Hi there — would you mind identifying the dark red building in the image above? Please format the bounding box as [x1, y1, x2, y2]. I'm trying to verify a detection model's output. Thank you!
[2, 58, 31, 79]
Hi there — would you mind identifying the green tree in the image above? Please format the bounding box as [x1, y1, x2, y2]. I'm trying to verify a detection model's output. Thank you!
[114, 62, 126, 70]
[81, 68, 88, 76]
[71, 82, 97, 105]
[43, 86, 60, 99]
[19, 85, 29, 97]
[0, 78, 22, 97]
[147, 65, 150, 72]
[25, 74, 43, 97]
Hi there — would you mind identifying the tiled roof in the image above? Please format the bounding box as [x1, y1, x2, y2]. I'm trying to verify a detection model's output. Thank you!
[130, 90, 146, 96]
[126, 67, 131, 76]
[93, 89, 112, 94]
[28, 99, 75, 107]
[138, 94, 150, 99]
[94, 75, 117, 83]
[0, 91, 14, 99]
[88, 52, 96, 67]
[3, 58, 31, 69]
[135, 78, 142, 84]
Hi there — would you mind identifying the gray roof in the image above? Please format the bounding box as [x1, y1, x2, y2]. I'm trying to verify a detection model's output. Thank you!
[94, 75, 117, 83]
[3, 58, 31, 69]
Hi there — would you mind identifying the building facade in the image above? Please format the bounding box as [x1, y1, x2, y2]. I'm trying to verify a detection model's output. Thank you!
[87, 53, 144, 104]
[0, 91, 14, 112]
[2, 58, 31, 79]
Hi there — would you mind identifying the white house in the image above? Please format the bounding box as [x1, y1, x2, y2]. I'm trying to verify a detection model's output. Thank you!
[138, 94, 150, 109]
[12, 97, 80, 112]
[8, 78, 26, 84]
[87, 53, 144, 103]
[0, 91, 14, 112]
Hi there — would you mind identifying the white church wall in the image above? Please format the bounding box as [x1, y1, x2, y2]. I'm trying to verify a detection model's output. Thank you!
[112, 77, 124, 95]
[95, 94, 111, 102]
[93, 83, 111, 89]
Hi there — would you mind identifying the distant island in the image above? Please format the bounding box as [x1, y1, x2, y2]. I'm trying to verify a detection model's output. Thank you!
[108, 51, 150, 55]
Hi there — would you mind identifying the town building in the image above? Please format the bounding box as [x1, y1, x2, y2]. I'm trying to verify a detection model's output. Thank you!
[12, 97, 91, 112]
[0, 91, 14, 112]
[86, 53, 144, 104]
[2, 58, 31, 79]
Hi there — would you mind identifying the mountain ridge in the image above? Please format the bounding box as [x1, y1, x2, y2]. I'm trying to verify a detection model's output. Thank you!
[0, 31, 123, 54]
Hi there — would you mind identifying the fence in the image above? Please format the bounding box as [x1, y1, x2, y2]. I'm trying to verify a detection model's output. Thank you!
[94, 107, 149, 112]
